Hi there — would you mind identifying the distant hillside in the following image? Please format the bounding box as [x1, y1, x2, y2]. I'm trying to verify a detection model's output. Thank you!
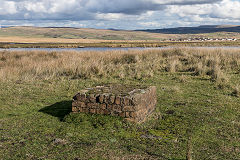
[0, 25, 240, 42]
[0, 26, 176, 41]
[137, 25, 240, 34]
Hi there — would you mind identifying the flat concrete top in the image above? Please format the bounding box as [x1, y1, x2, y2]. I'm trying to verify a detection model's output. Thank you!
[80, 84, 148, 97]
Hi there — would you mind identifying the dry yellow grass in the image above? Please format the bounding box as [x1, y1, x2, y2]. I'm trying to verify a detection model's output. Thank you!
[0, 36, 113, 43]
[0, 36, 168, 44]
[0, 26, 179, 42]
[232, 85, 240, 97]
[0, 48, 240, 82]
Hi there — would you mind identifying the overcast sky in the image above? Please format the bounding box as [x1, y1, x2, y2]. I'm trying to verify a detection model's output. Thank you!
[0, 0, 240, 29]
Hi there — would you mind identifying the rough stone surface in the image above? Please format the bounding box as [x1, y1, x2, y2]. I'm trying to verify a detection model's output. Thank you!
[72, 84, 157, 123]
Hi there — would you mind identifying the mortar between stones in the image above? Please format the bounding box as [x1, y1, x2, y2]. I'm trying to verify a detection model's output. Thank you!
[72, 84, 157, 123]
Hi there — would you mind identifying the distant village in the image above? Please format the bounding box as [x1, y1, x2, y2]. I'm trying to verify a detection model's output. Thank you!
[167, 37, 238, 42]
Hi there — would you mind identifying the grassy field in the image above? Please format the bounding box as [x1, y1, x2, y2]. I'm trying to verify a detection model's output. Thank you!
[0, 27, 176, 41]
[0, 48, 240, 159]
[0, 36, 114, 43]
[1, 26, 240, 41]
[1, 26, 240, 49]
[1, 26, 240, 44]
[1, 41, 240, 49]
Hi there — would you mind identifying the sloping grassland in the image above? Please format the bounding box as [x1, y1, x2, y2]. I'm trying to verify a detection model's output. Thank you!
[0, 48, 240, 159]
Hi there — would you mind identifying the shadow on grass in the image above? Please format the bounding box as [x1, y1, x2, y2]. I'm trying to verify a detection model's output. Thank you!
[39, 101, 72, 121]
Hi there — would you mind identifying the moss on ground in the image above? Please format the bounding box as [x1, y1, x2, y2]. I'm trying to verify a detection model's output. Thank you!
[0, 71, 240, 159]
[84, 83, 148, 96]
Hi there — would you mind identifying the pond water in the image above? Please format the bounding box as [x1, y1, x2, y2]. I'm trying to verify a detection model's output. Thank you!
[1, 46, 240, 52]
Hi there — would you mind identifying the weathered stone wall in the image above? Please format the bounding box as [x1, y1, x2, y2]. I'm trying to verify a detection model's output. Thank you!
[72, 85, 157, 123]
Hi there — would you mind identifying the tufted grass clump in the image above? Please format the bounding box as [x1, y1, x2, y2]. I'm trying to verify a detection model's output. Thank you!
[0, 48, 240, 83]
[207, 64, 228, 83]
[232, 85, 240, 97]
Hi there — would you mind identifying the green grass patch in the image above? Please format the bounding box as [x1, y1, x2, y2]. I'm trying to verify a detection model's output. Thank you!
[0, 71, 240, 159]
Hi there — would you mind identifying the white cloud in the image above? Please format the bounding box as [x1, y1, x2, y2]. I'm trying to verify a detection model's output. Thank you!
[168, 0, 240, 20]
[211, 0, 240, 19]
[0, 1, 17, 15]
[96, 13, 125, 21]
[138, 21, 162, 27]
[150, 0, 221, 5]
[0, 0, 239, 29]
[0, 0, 223, 20]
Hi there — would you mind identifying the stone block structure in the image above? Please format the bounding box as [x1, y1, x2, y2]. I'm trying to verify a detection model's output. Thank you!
[72, 84, 157, 123]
